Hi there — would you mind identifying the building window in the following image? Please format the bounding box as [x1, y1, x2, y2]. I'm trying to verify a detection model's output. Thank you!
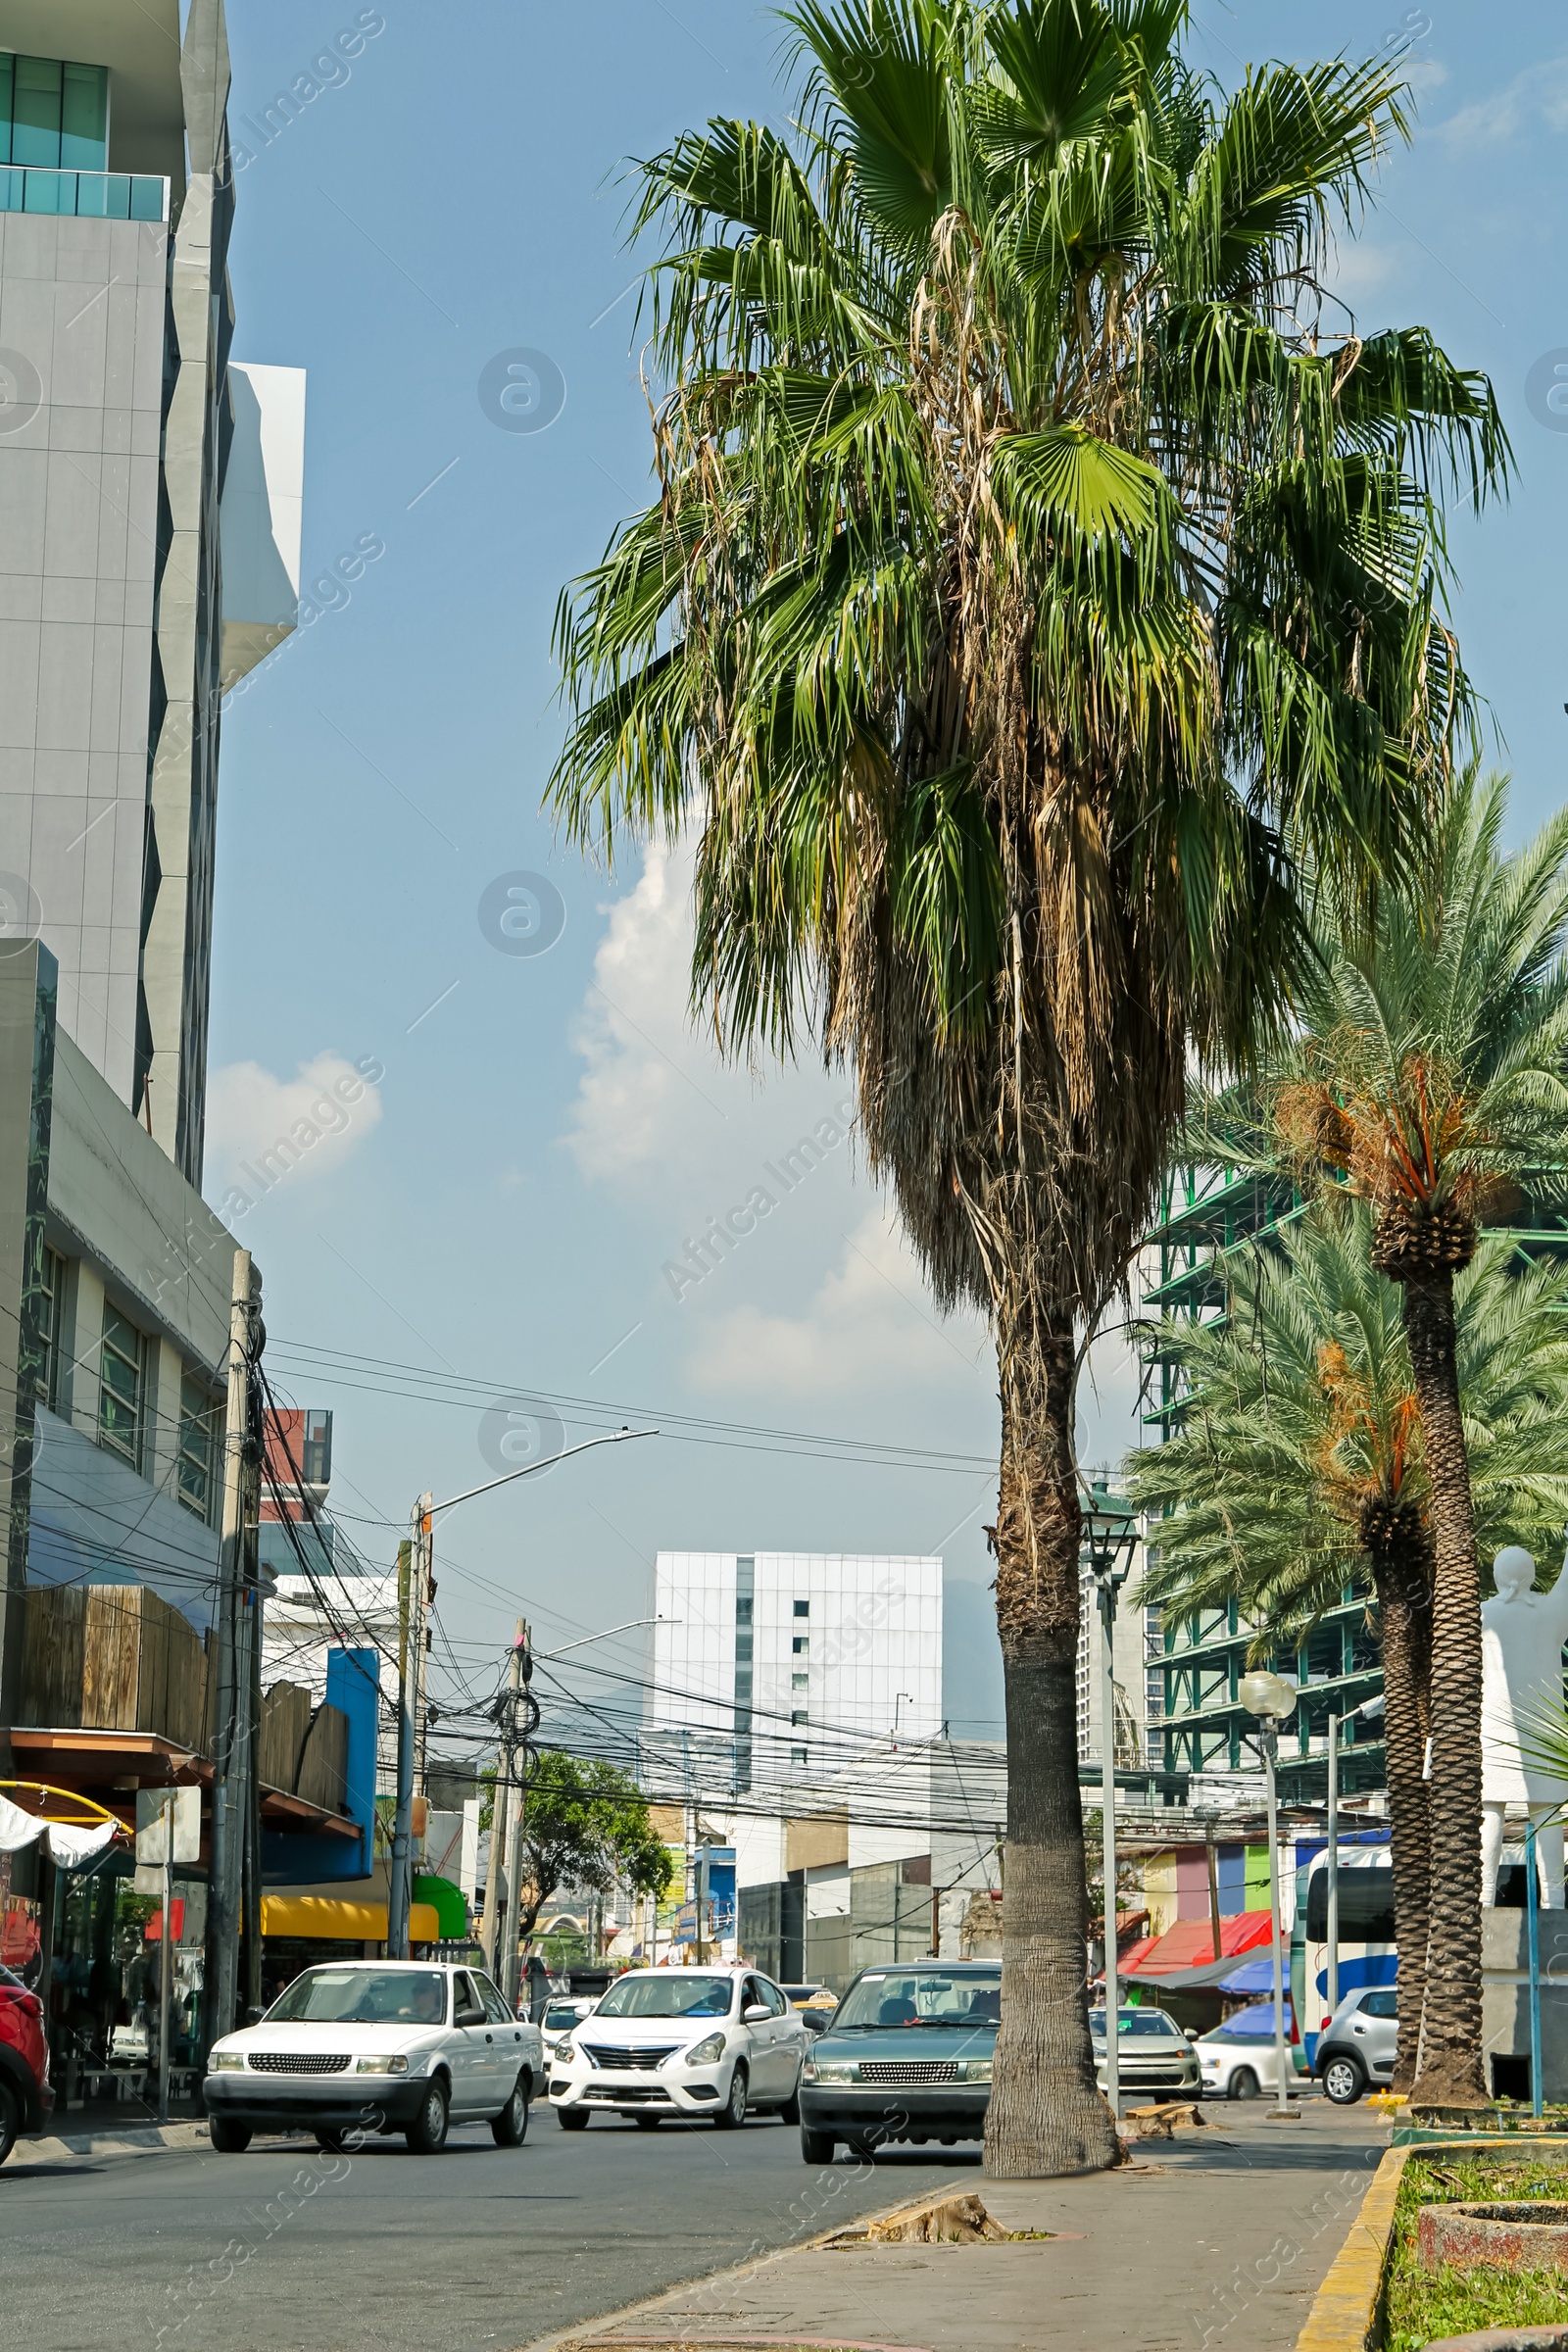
[0, 56, 110, 171]
[793, 1599, 809, 1618]
[792, 1635, 808, 1655]
[37, 1247, 64, 1412]
[733, 1555, 756, 1792]
[98, 1306, 144, 1467]
[177, 1371, 217, 1521]
[791, 1709, 809, 1727]
[791, 1672, 808, 1694]
[791, 1745, 808, 1766]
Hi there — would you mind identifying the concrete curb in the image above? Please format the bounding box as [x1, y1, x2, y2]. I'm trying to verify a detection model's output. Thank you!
[1295, 2144, 1409, 2352]
[3, 2119, 209, 2167]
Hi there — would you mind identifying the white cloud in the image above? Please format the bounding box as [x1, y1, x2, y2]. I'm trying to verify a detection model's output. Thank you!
[1437, 55, 1568, 148]
[205, 1050, 383, 1208]
[685, 1209, 989, 1396]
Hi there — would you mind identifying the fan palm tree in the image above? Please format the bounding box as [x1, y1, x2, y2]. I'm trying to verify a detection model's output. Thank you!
[1129, 1205, 1568, 2091]
[548, 0, 1505, 2172]
[1199, 773, 1568, 2103]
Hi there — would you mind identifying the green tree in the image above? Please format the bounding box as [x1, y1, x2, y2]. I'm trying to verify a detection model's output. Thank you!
[548, 0, 1503, 2171]
[489, 1752, 674, 1944]
[1197, 773, 1568, 2103]
[1129, 1203, 1568, 2088]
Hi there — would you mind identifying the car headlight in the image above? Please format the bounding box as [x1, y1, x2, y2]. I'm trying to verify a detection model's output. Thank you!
[210, 2050, 245, 2072]
[956, 2058, 993, 2082]
[679, 2032, 727, 2068]
[808, 2058, 859, 2084]
[355, 2055, 410, 2075]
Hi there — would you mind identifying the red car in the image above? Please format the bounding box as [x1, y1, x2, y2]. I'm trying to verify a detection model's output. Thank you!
[0, 1962, 52, 2166]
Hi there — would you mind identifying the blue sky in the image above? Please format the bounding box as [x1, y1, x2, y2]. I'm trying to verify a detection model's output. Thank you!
[206, 0, 1568, 1751]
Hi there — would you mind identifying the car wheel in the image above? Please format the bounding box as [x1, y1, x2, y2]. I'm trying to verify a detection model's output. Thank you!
[1227, 2068, 1259, 2102]
[779, 2078, 802, 2126]
[557, 2106, 590, 2132]
[634, 2114, 662, 2131]
[0, 2082, 21, 2166]
[1322, 2055, 1365, 2107]
[492, 2078, 529, 2147]
[405, 2079, 450, 2154]
[800, 2125, 836, 2163]
[713, 2064, 749, 2130]
[208, 2113, 253, 2154]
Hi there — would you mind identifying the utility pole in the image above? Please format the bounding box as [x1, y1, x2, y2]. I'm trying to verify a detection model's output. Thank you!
[482, 1626, 524, 1982]
[203, 1250, 257, 2061]
[501, 1621, 533, 2014]
[388, 1491, 432, 1960]
[1205, 1817, 1223, 1965]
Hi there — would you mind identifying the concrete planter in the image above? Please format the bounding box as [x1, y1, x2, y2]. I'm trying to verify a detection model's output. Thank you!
[1418, 2202, 1568, 2274]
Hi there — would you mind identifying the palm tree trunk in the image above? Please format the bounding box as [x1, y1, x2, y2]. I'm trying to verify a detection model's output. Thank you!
[1399, 1268, 1489, 2107]
[1372, 1540, 1432, 2098]
[984, 1314, 1119, 2178]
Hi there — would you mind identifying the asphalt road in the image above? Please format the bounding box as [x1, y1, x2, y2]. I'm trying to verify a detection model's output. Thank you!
[0, 2106, 971, 2352]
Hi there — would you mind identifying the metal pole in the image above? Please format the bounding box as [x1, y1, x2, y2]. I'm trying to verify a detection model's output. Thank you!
[1205, 1818, 1223, 1962]
[1265, 1729, 1291, 2115]
[387, 1492, 430, 1960]
[203, 1250, 253, 2062]
[1326, 1713, 1341, 2028]
[1529, 1817, 1544, 2119]
[157, 1792, 172, 2125]
[1100, 1566, 1120, 2121]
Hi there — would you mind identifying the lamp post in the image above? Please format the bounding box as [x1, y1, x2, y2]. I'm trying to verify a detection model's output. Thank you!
[1240, 1668, 1298, 2120]
[1325, 1692, 1385, 2028]
[387, 1426, 658, 1960]
[1085, 1482, 1140, 2122]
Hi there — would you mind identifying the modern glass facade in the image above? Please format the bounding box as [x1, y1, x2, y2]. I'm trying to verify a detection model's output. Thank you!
[0, 54, 165, 218]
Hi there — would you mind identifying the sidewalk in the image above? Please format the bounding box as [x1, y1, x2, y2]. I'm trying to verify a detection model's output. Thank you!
[3, 2114, 209, 2169]
[524, 2101, 1391, 2352]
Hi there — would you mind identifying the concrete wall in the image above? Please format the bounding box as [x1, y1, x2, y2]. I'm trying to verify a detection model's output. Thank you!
[0, 209, 168, 1109]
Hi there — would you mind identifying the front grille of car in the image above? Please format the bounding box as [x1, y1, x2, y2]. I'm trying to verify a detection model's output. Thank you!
[585, 2083, 669, 2104]
[857, 2060, 958, 2084]
[246, 2052, 352, 2076]
[581, 2042, 677, 2073]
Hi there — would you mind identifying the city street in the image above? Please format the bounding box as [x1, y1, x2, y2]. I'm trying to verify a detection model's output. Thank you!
[0, 2110, 968, 2352]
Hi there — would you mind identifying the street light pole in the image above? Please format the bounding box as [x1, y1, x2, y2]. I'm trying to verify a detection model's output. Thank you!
[387, 1425, 658, 1960]
[1240, 1669, 1299, 2121]
[1085, 1482, 1138, 2124]
[1326, 1709, 1340, 2026]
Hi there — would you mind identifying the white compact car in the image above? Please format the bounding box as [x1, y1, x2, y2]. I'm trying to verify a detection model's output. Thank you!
[204, 1961, 544, 2155]
[548, 1966, 808, 2130]
[1197, 2007, 1293, 2101]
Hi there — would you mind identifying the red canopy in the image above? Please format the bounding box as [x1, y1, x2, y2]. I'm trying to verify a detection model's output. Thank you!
[1114, 1910, 1273, 1977]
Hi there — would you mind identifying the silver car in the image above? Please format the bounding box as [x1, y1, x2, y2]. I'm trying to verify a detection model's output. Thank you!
[1090, 2005, 1200, 2100]
[1315, 1985, 1397, 2104]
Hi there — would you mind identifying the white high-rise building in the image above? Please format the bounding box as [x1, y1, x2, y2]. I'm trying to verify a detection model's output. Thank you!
[650, 1551, 943, 1794]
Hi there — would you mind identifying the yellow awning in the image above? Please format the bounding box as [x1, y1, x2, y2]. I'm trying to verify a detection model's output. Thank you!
[259, 1894, 440, 1942]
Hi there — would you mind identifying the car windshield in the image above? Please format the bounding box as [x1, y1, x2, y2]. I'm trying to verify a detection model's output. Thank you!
[1089, 2009, 1179, 2038]
[594, 1974, 733, 2020]
[834, 1971, 1002, 2030]
[543, 2001, 584, 2031]
[265, 1968, 448, 2026]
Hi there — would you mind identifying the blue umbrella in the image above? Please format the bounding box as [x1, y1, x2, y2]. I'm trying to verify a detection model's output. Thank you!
[1218, 1958, 1278, 1996]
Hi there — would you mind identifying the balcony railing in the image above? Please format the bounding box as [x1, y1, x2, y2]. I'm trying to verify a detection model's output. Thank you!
[0, 167, 167, 221]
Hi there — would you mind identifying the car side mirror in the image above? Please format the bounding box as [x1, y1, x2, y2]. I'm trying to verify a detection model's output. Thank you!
[743, 2003, 769, 2022]
[801, 2008, 830, 2034]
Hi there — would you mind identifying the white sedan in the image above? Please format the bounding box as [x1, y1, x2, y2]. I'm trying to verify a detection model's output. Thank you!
[548, 1966, 808, 2130]
[1196, 2008, 1294, 2101]
[204, 1960, 544, 2154]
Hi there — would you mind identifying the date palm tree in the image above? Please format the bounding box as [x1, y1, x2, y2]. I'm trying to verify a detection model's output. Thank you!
[548, 0, 1504, 2171]
[1129, 1204, 1568, 2092]
[1194, 770, 1568, 2103]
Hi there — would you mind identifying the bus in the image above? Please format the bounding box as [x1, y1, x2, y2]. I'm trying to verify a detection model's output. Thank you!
[1291, 1838, 1396, 2069]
